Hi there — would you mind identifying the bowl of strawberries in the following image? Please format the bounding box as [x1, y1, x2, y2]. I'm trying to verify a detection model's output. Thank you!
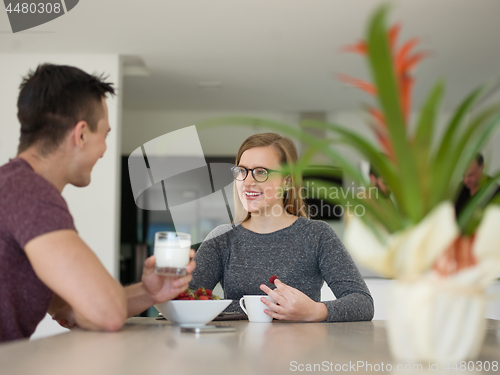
[155, 287, 232, 326]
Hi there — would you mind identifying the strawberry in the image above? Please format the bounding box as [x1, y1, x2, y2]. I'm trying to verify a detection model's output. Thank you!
[177, 291, 187, 299]
[269, 275, 277, 284]
[174, 287, 221, 300]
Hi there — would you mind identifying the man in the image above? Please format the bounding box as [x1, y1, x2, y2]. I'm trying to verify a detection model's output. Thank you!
[455, 153, 500, 218]
[0, 64, 195, 342]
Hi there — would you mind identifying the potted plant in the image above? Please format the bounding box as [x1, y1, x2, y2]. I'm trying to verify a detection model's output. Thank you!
[200, 4, 500, 362]
[333, 5, 500, 362]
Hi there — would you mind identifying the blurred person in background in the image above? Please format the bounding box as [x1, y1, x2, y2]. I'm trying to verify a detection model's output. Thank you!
[369, 166, 390, 198]
[455, 153, 500, 218]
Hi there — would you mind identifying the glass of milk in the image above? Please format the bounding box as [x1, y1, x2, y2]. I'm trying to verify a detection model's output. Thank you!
[154, 231, 191, 276]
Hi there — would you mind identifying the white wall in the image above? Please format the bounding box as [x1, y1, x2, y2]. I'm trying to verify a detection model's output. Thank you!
[123, 107, 500, 175]
[122, 109, 300, 157]
[0, 54, 123, 277]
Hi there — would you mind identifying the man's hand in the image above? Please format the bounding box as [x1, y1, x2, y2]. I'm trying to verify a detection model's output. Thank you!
[48, 294, 78, 329]
[141, 250, 196, 304]
[52, 306, 78, 329]
[126, 250, 197, 317]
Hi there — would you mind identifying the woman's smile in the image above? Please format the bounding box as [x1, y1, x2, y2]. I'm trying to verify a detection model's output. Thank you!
[244, 190, 263, 200]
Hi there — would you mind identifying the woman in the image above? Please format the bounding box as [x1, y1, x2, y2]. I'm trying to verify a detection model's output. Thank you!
[190, 133, 373, 322]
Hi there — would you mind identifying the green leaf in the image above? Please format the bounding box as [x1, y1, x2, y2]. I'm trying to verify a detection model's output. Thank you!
[303, 177, 403, 233]
[414, 81, 444, 151]
[366, 5, 422, 221]
[302, 119, 408, 217]
[429, 86, 484, 208]
[412, 81, 444, 210]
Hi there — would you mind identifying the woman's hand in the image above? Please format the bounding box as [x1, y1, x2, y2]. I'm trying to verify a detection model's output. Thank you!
[142, 250, 196, 304]
[259, 279, 328, 322]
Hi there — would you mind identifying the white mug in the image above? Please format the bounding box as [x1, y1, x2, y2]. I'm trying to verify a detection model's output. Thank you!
[239, 295, 275, 323]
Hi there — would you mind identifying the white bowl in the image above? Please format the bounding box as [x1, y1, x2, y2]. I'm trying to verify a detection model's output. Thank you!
[155, 299, 232, 326]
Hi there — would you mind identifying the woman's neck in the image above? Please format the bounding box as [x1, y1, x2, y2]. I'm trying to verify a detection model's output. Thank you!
[242, 209, 298, 234]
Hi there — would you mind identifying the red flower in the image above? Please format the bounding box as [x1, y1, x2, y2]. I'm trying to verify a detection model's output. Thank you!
[339, 23, 429, 158]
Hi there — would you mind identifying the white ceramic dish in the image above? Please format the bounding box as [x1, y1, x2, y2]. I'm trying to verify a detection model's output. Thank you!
[155, 299, 232, 326]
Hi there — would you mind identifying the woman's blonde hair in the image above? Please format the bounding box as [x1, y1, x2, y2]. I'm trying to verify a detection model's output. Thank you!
[233, 132, 308, 223]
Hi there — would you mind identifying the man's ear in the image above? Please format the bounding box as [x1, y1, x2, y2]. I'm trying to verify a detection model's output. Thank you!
[72, 121, 88, 149]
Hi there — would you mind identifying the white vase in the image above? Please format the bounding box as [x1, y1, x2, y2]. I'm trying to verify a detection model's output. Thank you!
[387, 277, 487, 362]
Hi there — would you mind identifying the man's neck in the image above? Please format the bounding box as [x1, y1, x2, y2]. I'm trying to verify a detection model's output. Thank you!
[469, 186, 479, 196]
[469, 175, 487, 197]
[17, 149, 68, 193]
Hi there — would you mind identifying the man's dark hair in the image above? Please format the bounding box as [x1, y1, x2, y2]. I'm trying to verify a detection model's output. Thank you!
[475, 153, 484, 167]
[17, 64, 115, 155]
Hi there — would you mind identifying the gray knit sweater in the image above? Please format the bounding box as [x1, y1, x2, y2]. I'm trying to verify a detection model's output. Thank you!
[189, 217, 374, 322]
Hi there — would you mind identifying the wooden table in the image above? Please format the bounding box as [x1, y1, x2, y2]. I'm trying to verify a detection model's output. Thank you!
[1, 318, 499, 375]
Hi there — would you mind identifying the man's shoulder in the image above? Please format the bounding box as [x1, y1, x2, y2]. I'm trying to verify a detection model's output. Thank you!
[0, 159, 64, 210]
[1, 158, 41, 185]
[482, 175, 500, 195]
[485, 175, 500, 185]
[487, 176, 500, 196]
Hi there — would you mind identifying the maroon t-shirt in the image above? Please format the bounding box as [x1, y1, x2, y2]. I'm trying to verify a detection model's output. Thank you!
[0, 158, 75, 342]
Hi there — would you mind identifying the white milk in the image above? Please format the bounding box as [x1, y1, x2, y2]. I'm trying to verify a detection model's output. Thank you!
[154, 239, 191, 268]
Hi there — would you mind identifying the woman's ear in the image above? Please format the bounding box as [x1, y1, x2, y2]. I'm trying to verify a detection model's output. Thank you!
[284, 176, 291, 192]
